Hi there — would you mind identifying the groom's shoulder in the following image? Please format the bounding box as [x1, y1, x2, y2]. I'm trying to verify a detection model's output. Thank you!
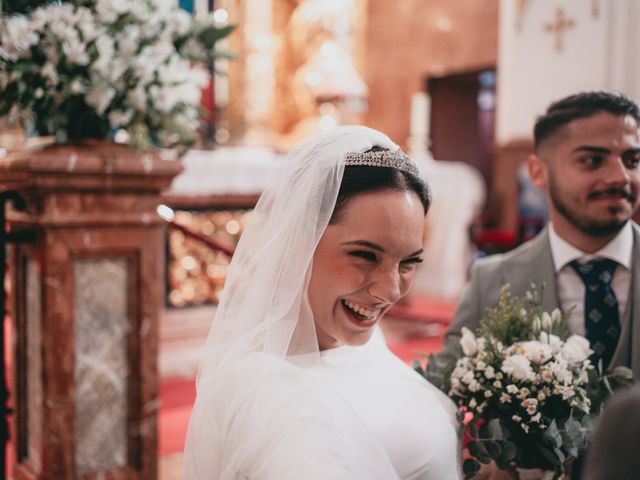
[472, 229, 548, 275]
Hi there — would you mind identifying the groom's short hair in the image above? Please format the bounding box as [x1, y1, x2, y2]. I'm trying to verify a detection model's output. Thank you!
[533, 91, 640, 152]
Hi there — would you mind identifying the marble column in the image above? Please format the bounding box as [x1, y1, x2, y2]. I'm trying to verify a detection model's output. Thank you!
[1, 141, 181, 479]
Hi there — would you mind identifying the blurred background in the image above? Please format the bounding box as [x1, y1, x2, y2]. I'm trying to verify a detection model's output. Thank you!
[2, 0, 640, 478]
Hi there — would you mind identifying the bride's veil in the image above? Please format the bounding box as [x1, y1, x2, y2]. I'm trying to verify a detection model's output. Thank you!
[184, 126, 402, 479]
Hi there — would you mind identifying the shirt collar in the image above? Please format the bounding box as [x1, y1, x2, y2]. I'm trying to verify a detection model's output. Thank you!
[548, 221, 633, 272]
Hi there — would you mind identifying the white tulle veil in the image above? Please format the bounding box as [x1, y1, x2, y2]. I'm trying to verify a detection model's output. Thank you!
[184, 126, 405, 479]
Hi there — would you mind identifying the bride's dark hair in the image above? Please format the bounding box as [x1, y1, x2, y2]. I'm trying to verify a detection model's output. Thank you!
[330, 148, 431, 224]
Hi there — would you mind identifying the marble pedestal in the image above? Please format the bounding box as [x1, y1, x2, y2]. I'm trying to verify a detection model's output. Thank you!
[1, 141, 181, 480]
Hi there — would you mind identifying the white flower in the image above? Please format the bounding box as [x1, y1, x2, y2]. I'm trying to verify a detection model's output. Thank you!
[95, 0, 130, 23]
[522, 398, 538, 415]
[460, 327, 478, 356]
[91, 36, 115, 75]
[119, 26, 141, 57]
[512, 414, 522, 423]
[468, 379, 481, 392]
[172, 9, 193, 37]
[519, 340, 553, 364]
[484, 366, 495, 379]
[108, 110, 133, 128]
[531, 412, 542, 423]
[469, 398, 477, 409]
[69, 78, 86, 94]
[560, 335, 592, 365]
[501, 354, 535, 381]
[500, 393, 511, 404]
[127, 86, 148, 111]
[506, 384, 518, 394]
[484, 390, 492, 398]
[541, 312, 552, 330]
[41, 62, 59, 87]
[63, 39, 90, 66]
[539, 332, 563, 353]
[461, 370, 475, 385]
[85, 85, 116, 115]
[0, 16, 40, 60]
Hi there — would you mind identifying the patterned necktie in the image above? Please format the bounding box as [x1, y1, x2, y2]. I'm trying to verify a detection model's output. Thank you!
[569, 259, 620, 371]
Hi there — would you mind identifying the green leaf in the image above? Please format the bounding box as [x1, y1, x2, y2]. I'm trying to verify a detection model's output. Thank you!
[462, 459, 481, 479]
[500, 440, 517, 462]
[488, 418, 504, 441]
[484, 440, 502, 458]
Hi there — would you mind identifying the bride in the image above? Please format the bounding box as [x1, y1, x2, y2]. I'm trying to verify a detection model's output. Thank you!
[183, 126, 461, 479]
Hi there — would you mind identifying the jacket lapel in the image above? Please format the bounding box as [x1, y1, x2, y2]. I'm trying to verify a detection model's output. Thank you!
[501, 228, 560, 312]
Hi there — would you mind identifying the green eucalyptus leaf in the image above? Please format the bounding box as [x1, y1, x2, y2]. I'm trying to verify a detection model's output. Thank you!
[484, 440, 502, 458]
[462, 459, 481, 479]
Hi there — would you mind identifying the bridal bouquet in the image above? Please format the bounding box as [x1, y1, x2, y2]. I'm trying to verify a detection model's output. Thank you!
[417, 285, 632, 479]
[0, 0, 234, 149]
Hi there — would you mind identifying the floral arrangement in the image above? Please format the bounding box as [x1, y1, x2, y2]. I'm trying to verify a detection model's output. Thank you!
[0, 0, 234, 149]
[417, 285, 632, 479]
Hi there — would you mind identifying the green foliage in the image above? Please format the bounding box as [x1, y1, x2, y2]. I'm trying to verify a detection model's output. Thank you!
[2, 0, 61, 15]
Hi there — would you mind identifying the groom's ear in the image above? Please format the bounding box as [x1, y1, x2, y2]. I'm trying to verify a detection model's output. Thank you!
[527, 153, 548, 191]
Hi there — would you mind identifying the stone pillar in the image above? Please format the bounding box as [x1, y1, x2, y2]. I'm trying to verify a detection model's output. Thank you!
[2, 141, 181, 479]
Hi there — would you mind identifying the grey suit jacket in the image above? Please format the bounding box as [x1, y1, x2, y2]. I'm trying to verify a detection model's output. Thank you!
[583, 385, 640, 480]
[446, 224, 640, 380]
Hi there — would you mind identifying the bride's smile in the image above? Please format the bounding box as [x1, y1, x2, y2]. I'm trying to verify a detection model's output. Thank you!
[308, 189, 425, 350]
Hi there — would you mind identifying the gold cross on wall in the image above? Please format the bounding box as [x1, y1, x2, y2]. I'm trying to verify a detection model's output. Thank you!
[544, 7, 576, 53]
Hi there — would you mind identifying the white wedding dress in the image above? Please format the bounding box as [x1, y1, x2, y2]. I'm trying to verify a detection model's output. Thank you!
[308, 329, 461, 480]
[185, 330, 461, 479]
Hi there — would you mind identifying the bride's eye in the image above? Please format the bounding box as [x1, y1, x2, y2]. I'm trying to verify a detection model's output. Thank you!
[399, 257, 423, 273]
[348, 250, 377, 262]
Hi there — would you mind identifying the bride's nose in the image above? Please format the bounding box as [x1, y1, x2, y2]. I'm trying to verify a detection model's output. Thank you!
[367, 267, 402, 304]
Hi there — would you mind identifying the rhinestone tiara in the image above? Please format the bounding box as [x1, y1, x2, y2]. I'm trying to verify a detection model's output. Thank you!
[344, 149, 420, 175]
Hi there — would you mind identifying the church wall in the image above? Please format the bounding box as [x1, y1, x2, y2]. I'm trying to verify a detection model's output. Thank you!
[496, 0, 640, 144]
[364, 0, 499, 147]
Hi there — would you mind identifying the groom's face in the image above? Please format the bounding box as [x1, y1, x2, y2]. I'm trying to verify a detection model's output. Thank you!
[529, 112, 640, 245]
[308, 189, 425, 351]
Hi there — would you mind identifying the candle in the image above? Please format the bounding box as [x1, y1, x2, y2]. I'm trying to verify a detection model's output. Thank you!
[410, 92, 431, 138]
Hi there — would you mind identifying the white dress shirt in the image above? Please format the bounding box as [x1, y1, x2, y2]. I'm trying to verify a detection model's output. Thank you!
[548, 222, 633, 336]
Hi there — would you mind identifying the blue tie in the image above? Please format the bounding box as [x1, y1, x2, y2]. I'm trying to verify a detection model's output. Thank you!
[569, 259, 620, 371]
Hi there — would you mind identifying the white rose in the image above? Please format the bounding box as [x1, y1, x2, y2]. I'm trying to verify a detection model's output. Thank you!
[460, 327, 478, 356]
[63, 39, 90, 66]
[108, 110, 133, 128]
[85, 85, 116, 115]
[126, 86, 147, 111]
[538, 331, 563, 353]
[519, 340, 553, 364]
[560, 335, 592, 365]
[501, 354, 535, 381]
[484, 365, 495, 379]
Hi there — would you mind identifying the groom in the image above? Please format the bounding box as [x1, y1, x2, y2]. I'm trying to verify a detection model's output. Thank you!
[444, 90, 640, 380]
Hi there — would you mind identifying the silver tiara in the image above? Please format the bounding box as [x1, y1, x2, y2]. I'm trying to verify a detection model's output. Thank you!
[344, 149, 420, 175]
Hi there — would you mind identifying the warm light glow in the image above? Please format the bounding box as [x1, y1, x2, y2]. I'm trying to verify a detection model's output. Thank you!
[226, 220, 241, 235]
[157, 204, 175, 221]
[213, 9, 229, 23]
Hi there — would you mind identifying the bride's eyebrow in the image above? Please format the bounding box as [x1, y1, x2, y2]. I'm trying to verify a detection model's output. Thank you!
[341, 240, 385, 252]
[341, 241, 424, 258]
